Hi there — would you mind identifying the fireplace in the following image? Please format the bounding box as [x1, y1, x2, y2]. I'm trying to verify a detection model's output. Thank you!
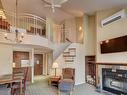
[102, 68, 127, 94]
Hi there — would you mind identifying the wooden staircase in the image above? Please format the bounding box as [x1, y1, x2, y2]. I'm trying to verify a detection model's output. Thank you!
[63, 48, 76, 63]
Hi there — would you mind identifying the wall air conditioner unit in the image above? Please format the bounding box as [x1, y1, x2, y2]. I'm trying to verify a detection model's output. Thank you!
[101, 9, 127, 27]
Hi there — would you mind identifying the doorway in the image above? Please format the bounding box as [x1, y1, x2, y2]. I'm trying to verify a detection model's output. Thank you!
[13, 51, 31, 82]
[34, 54, 43, 76]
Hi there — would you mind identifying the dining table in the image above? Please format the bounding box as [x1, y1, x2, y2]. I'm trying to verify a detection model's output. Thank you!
[0, 73, 24, 95]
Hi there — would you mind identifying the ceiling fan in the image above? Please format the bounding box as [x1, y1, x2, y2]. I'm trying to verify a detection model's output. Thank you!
[42, 0, 68, 13]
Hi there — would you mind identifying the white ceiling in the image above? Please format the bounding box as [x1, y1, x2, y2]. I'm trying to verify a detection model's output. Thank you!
[1, 0, 127, 23]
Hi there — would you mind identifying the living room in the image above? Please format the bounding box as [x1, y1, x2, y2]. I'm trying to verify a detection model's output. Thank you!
[0, 0, 127, 95]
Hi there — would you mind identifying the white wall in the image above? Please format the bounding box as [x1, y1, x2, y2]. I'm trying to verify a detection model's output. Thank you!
[0, 31, 53, 50]
[51, 43, 85, 85]
[0, 44, 13, 75]
[96, 8, 127, 63]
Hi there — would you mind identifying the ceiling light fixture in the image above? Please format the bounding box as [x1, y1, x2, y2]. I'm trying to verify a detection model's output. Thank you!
[4, 0, 24, 43]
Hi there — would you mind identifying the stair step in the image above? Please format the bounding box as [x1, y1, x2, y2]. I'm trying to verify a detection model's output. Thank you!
[63, 55, 76, 57]
[65, 60, 74, 62]
[63, 52, 70, 54]
[68, 48, 76, 50]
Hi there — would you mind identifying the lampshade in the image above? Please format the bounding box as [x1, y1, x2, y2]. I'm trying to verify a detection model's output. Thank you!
[52, 62, 59, 68]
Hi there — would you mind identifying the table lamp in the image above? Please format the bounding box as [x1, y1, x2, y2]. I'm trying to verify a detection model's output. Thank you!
[52, 62, 59, 76]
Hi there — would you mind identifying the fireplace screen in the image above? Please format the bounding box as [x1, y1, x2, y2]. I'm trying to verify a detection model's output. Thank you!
[102, 68, 127, 94]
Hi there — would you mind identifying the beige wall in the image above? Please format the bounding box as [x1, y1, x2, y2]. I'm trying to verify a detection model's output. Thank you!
[65, 17, 84, 43]
[84, 15, 96, 55]
[64, 18, 77, 42]
[96, 8, 127, 63]
[53, 17, 84, 43]
[0, 44, 13, 75]
[53, 24, 62, 43]
[75, 17, 84, 43]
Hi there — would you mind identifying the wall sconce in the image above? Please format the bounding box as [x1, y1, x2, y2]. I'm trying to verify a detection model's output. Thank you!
[0, 10, 7, 19]
[100, 41, 103, 44]
[79, 26, 82, 31]
[105, 40, 109, 43]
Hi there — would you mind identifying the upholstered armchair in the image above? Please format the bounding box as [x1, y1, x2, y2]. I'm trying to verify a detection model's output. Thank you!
[62, 68, 75, 81]
[58, 68, 75, 95]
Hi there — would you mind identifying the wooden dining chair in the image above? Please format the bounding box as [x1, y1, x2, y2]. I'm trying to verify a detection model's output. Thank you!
[12, 67, 29, 95]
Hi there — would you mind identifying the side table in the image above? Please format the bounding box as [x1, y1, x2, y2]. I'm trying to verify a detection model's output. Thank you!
[49, 76, 61, 86]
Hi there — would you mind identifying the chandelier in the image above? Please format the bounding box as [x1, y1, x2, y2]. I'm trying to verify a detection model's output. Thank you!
[4, 0, 24, 43]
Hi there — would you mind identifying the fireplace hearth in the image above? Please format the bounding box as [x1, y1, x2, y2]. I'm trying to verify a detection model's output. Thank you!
[102, 68, 127, 95]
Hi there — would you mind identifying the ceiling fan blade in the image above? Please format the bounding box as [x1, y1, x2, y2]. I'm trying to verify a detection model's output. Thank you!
[52, 7, 55, 13]
[45, 5, 61, 8]
[42, 0, 61, 13]
[44, 5, 51, 7]
[41, 0, 51, 5]
[54, 5, 61, 7]
[59, 0, 68, 4]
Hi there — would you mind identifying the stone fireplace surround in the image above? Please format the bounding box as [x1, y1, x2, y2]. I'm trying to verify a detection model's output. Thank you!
[102, 68, 127, 94]
[97, 63, 127, 94]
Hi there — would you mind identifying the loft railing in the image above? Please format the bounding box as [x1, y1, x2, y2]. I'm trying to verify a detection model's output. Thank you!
[0, 10, 46, 37]
[53, 24, 72, 43]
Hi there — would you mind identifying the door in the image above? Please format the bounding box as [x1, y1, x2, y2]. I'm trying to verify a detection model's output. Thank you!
[13, 51, 31, 81]
[34, 54, 43, 75]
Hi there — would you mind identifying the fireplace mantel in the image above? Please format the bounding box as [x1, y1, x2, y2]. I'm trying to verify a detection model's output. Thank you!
[96, 62, 127, 66]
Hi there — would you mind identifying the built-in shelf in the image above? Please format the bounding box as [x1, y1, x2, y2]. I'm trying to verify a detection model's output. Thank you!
[63, 48, 76, 63]
[65, 60, 74, 62]
[63, 52, 70, 54]
[68, 48, 76, 50]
